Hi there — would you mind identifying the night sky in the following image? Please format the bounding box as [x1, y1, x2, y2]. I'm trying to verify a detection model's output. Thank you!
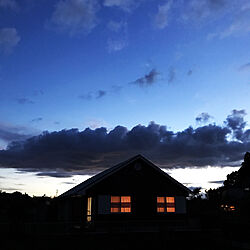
[0, 0, 249, 196]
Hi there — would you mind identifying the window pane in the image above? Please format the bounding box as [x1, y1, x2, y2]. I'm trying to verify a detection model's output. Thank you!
[121, 206, 131, 212]
[157, 197, 165, 203]
[111, 207, 120, 213]
[111, 196, 120, 203]
[121, 196, 131, 203]
[167, 207, 175, 213]
[157, 207, 165, 212]
[87, 197, 92, 216]
[166, 197, 175, 203]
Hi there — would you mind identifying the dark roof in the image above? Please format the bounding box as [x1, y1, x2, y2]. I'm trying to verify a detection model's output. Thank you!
[59, 154, 191, 198]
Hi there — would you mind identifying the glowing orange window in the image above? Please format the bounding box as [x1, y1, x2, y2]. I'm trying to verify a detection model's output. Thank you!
[157, 196, 175, 213]
[111, 196, 131, 213]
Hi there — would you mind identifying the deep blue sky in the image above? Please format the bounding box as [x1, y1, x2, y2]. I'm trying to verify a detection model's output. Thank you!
[0, 0, 250, 195]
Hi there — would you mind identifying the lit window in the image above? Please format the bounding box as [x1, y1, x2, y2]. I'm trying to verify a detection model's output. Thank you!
[157, 196, 175, 213]
[220, 204, 236, 212]
[87, 197, 92, 222]
[111, 196, 131, 213]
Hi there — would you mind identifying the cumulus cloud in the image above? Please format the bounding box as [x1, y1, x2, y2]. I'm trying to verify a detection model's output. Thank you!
[132, 69, 160, 87]
[0, 28, 20, 54]
[196, 112, 213, 124]
[0, 123, 33, 143]
[0, 110, 249, 177]
[154, 0, 173, 29]
[225, 109, 247, 141]
[50, 0, 100, 36]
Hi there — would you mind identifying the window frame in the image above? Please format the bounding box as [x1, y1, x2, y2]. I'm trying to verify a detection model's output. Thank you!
[110, 195, 132, 213]
[156, 196, 175, 213]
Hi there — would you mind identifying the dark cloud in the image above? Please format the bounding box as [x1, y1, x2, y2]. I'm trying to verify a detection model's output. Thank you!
[61, 181, 76, 185]
[132, 69, 160, 87]
[79, 90, 107, 100]
[36, 172, 73, 178]
[225, 109, 247, 141]
[196, 112, 212, 124]
[31, 117, 43, 123]
[209, 180, 224, 184]
[0, 123, 32, 143]
[16, 98, 34, 104]
[0, 110, 249, 177]
[96, 90, 106, 99]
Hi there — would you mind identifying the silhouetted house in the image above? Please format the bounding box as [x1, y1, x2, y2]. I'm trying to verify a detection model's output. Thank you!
[57, 155, 191, 232]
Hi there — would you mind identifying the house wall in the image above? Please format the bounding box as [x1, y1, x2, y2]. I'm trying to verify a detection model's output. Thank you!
[85, 159, 188, 222]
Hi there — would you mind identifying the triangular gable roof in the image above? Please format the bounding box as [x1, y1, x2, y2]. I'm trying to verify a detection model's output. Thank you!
[59, 154, 191, 198]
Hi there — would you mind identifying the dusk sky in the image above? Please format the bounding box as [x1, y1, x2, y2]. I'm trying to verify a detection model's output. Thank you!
[0, 0, 250, 196]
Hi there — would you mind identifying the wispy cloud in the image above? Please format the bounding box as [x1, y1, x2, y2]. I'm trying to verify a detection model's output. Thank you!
[154, 0, 173, 29]
[0, 28, 20, 54]
[131, 69, 160, 87]
[239, 62, 250, 72]
[107, 20, 126, 32]
[0, 0, 18, 11]
[31, 117, 43, 123]
[181, 0, 227, 22]
[103, 0, 141, 12]
[106, 20, 128, 52]
[79, 89, 107, 100]
[107, 38, 127, 52]
[50, 0, 100, 36]
[16, 97, 34, 104]
[168, 67, 175, 83]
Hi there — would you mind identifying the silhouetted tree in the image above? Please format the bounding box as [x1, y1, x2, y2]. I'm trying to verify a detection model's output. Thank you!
[224, 152, 250, 188]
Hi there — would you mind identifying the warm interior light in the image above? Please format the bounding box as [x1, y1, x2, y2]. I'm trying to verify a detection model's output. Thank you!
[157, 196, 175, 213]
[121, 196, 131, 203]
[111, 196, 131, 213]
[157, 197, 165, 203]
[111, 196, 120, 203]
[87, 197, 92, 222]
[166, 197, 175, 203]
